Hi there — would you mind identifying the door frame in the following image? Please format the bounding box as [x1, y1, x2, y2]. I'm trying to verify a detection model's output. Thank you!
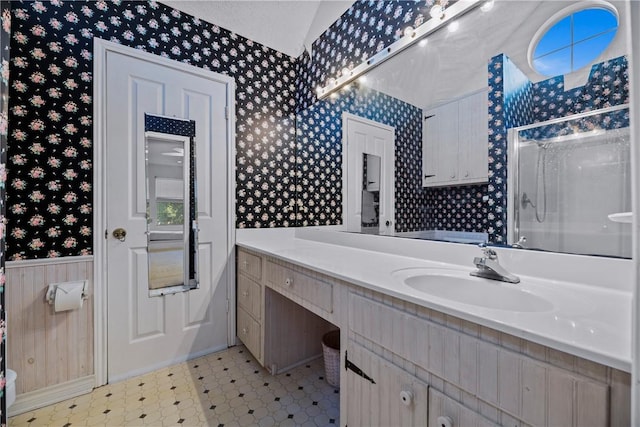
[93, 39, 236, 387]
[342, 112, 395, 234]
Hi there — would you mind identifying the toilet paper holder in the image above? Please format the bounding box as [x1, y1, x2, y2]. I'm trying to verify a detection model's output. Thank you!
[45, 280, 89, 307]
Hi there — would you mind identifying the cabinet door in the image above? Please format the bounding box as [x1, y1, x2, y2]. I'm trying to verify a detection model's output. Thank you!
[423, 101, 459, 186]
[237, 306, 261, 361]
[237, 274, 262, 321]
[346, 342, 429, 426]
[458, 90, 488, 184]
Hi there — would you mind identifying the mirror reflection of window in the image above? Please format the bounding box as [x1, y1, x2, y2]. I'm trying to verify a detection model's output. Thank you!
[155, 177, 185, 227]
[361, 153, 381, 233]
[144, 129, 195, 295]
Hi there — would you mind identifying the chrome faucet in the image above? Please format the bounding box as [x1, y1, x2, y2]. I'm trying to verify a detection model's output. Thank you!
[470, 244, 520, 284]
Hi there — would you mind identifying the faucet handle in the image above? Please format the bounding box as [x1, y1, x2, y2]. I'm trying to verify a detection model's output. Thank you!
[478, 243, 497, 259]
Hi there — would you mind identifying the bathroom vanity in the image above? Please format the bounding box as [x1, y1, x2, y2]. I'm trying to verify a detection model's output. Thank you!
[236, 228, 631, 427]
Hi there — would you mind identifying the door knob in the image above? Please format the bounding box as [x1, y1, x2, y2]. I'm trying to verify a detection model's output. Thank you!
[112, 228, 127, 242]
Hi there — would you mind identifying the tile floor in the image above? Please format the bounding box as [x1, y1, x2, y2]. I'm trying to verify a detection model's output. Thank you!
[9, 346, 340, 427]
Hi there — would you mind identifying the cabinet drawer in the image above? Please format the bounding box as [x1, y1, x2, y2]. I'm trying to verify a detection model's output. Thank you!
[238, 306, 261, 361]
[238, 249, 262, 281]
[238, 274, 262, 321]
[266, 260, 333, 314]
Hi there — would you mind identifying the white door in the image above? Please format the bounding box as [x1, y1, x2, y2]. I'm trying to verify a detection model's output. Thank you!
[343, 113, 395, 235]
[102, 44, 232, 382]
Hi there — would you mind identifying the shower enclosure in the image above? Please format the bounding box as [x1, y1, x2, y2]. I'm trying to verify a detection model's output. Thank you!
[508, 105, 631, 258]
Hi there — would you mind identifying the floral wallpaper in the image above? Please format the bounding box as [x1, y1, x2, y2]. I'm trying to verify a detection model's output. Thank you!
[296, 0, 456, 112]
[0, 1, 8, 423]
[4, 0, 633, 260]
[296, 83, 425, 232]
[487, 54, 629, 243]
[7, 0, 297, 260]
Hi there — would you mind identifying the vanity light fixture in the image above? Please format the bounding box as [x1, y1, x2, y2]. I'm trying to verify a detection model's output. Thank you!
[403, 26, 416, 38]
[429, 2, 446, 20]
[316, 0, 482, 99]
[480, 0, 495, 12]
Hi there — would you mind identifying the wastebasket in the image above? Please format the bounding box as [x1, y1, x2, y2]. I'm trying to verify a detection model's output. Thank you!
[322, 330, 340, 388]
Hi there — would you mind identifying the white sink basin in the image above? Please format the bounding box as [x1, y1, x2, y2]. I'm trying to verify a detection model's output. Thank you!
[392, 268, 554, 313]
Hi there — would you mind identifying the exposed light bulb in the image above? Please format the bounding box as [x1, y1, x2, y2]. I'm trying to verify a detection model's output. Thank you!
[341, 67, 350, 77]
[429, 4, 445, 19]
[315, 86, 323, 95]
[329, 77, 337, 86]
[480, 0, 494, 12]
[403, 26, 415, 37]
[418, 38, 429, 47]
[447, 20, 459, 33]
[358, 75, 367, 84]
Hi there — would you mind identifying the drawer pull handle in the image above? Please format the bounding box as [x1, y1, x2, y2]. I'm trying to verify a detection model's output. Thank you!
[284, 278, 293, 287]
[242, 291, 249, 297]
[400, 390, 413, 406]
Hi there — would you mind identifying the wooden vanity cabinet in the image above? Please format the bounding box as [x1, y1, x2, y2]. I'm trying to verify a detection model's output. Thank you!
[346, 342, 429, 426]
[346, 288, 628, 427]
[236, 248, 336, 374]
[236, 246, 630, 426]
[236, 249, 264, 363]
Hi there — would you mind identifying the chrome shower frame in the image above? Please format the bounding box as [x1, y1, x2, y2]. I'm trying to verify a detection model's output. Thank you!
[506, 103, 630, 247]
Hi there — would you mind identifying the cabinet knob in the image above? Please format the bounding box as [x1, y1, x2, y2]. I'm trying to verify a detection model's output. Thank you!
[242, 291, 249, 297]
[450, 173, 456, 179]
[242, 260, 248, 268]
[436, 416, 453, 427]
[284, 278, 293, 287]
[242, 328, 248, 335]
[400, 390, 413, 406]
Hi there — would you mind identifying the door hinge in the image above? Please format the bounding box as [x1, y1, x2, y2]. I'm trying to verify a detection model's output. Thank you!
[345, 350, 376, 384]
[104, 229, 108, 239]
[226, 299, 230, 313]
[225, 107, 229, 120]
[424, 114, 435, 120]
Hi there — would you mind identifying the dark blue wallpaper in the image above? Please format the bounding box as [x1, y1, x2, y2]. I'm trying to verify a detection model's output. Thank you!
[297, 0, 457, 112]
[4, 0, 632, 260]
[7, 0, 297, 259]
[487, 53, 629, 243]
[296, 83, 425, 232]
[0, 2, 8, 422]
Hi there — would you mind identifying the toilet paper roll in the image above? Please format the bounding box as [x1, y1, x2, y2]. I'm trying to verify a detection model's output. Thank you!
[54, 281, 85, 312]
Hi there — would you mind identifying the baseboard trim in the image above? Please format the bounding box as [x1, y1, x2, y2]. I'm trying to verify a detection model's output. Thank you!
[9, 375, 95, 417]
[269, 354, 322, 375]
[107, 344, 229, 384]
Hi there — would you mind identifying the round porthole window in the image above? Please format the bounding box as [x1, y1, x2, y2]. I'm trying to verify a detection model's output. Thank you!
[528, 2, 618, 77]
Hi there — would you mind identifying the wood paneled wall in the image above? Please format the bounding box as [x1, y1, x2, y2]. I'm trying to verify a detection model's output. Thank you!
[6, 257, 93, 395]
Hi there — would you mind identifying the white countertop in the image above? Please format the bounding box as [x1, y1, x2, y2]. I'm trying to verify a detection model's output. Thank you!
[236, 227, 632, 372]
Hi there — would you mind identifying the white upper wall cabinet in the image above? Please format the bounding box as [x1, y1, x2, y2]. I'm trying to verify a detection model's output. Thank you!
[422, 89, 489, 187]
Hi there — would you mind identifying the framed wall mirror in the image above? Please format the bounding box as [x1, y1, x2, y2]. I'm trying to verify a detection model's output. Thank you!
[296, 0, 631, 258]
[144, 114, 198, 296]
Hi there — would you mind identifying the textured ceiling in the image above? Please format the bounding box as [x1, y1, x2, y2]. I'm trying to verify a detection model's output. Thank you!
[160, 0, 354, 57]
